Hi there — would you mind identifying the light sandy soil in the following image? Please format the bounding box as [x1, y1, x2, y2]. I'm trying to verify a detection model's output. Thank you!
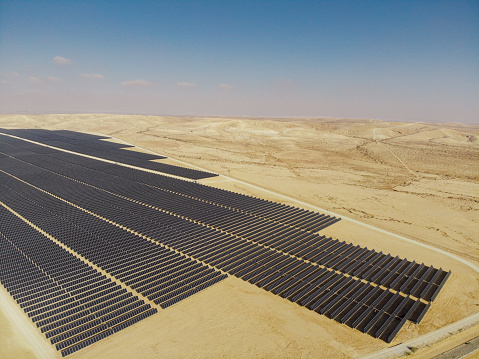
[0, 114, 477, 359]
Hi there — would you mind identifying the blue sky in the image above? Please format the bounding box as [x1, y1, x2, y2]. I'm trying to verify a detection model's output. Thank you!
[0, 0, 478, 123]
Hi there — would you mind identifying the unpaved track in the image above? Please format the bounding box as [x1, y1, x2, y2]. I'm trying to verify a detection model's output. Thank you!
[431, 336, 479, 359]
[359, 313, 479, 359]
[372, 126, 420, 178]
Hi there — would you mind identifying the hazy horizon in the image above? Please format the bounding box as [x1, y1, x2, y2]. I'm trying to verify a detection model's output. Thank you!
[1, 1, 478, 124]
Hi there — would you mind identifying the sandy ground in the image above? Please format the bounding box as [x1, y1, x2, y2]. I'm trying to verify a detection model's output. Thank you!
[0, 281, 55, 359]
[0, 114, 477, 358]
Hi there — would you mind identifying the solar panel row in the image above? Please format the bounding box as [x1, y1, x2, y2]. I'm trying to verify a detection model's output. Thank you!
[0, 206, 157, 357]
[0, 129, 218, 179]
[0, 128, 155, 158]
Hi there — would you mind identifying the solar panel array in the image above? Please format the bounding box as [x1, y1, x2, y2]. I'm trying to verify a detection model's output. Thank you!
[0, 128, 218, 179]
[0, 130, 450, 355]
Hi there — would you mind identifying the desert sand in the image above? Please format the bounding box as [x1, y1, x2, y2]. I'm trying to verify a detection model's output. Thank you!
[0, 114, 477, 359]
